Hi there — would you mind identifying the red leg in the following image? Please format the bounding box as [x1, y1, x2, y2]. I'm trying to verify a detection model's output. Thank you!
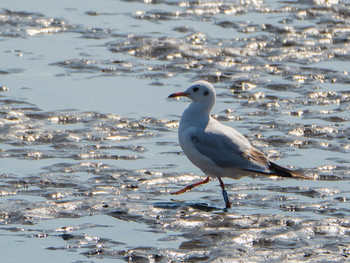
[171, 176, 210, 195]
[218, 177, 231, 209]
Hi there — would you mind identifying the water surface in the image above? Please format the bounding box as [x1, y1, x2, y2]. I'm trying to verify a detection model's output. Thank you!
[0, 0, 349, 261]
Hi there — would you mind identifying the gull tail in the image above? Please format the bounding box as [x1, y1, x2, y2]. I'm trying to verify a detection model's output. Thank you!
[269, 162, 311, 179]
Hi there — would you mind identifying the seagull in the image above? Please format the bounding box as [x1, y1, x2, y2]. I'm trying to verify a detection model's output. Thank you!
[168, 80, 311, 208]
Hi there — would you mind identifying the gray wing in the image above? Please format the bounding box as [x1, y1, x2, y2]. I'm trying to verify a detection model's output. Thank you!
[190, 121, 270, 171]
[190, 132, 248, 168]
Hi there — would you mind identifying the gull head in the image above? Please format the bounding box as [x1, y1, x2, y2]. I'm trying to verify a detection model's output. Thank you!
[168, 81, 216, 105]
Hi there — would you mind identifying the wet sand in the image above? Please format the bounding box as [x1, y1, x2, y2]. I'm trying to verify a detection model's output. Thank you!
[0, 0, 349, 261]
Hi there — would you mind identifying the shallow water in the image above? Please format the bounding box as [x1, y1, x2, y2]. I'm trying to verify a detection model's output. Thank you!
[0, 0, 349, 262]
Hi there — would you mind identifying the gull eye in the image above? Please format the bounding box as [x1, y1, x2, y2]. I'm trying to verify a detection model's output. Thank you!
[193, 87, 199, 92]
[204, 90, 209, 96]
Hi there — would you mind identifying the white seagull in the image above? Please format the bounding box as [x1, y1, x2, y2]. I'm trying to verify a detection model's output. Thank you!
[168, 80, 311, 208]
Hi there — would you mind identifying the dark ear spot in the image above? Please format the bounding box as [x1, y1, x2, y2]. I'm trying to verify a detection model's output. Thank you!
[193, 87, 199, 92]
[204, 90, 209, 96]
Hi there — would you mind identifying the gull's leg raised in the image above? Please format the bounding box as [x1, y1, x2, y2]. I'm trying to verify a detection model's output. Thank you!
[218, 177, 231, 209]
[171, 176, 210, 195]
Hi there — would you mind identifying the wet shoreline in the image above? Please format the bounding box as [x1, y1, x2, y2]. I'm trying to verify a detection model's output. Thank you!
[1, 0, 349, 261]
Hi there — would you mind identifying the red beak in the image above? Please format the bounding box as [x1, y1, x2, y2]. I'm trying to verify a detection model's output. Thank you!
[168, 92, 189, 98]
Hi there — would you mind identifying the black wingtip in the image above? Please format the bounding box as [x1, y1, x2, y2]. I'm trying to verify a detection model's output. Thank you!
[269, 162, 312, 179]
